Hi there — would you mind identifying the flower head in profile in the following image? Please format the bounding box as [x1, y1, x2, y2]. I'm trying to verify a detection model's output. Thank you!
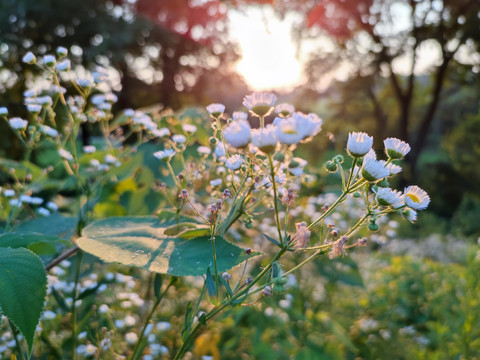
[172, 134, 186, 144]
[362, 157, 390, 182]
[197, 146, 211, 156]
[384, 138, 411, 160]
[182, 124, 197, 134]
[223, 119, 251, 148]
[22, 52, 36, 64]
[226, 154, 243, 170]
[59, 148, 73, 161]
[251, 124, 278, 153]
[243, 92, 277, 118]
[275, 117, 303, 145]
[375, 187, 403, 207]
[232, 111, 248, 121]
[404, 185, 430, 210]
[403, 208, 417, 222]
[206, 103, 225, 119]
[275, 103, 295, 118]
[295, 112, 323, 140]
[153, 149, 176, 161]
[347, 132, 373, 157]
[8, 117, 28, 130]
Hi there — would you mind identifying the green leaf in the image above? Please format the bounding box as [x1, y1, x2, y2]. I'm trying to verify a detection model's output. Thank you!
[0, 232, 69, 256]
[206, 267, 216, 299]
[220, 277, 233, 297]
[76, 216, 253, 276]
[153, 274, 163, 298]
[16, 213, 77, 239]
[181, 302, 193, 342]
[0, 247, 48, 356]
[264, 233, 281, 247]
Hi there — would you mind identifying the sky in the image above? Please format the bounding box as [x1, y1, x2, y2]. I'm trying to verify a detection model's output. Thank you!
[228, 7, 306, 91]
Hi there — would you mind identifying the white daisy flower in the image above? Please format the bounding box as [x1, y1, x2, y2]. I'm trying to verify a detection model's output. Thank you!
[46, 201, 59, 211]
[40, 125, 59, 137]
[275, 117, 303, 145]
[3, 189, 15, 197]
[172, 134, 186, 144]
[214, 143, 226, 158]
[386, 162, 402, 175]
[226, 154, 243, 170]
[27, 104, 42, 113]
[37, 207, 50, 216]
[347, 132, 374, 157]
[197, 146, 211, 156]
[243, 92, 277, 118]
[104, 154, 118, 164]
[224, 119, 251, 148]
[210, 178, 222, 187]
[0, 107, 8, 116]
[9, 117, 28, 130]
[55, 59, 70, 71]
[22, 51, 36, 64]
[76, 78, 93, 88]
[362, 157, 390, 181]
[59, 148, 73, 161]
[182, 124, 197, 134]
[384, 138, 411, 159]
[275, 103, 295, 117]
[404, 185, 430, 210]
[206, 103, 225, 118]
[403, 208, 417, 222]
[125, 332, 138, 345]
[153, 149, 175, 161]
[152, 127, 170, 138]
[300, 112, 323, 139]
[251, 124, 278, 153]
[82, 145, 96, 153]
[43, 54, 56, 67]
[376, 188, 403, 207]
[232, 111, 248, 121]
[56, 46, 68, 57]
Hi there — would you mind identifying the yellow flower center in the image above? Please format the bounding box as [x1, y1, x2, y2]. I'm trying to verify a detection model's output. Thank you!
[407, 193, 420, 203]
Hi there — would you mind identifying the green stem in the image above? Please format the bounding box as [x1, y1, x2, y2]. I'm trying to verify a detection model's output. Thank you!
[166, 160, 180, 188]
[268, 154, 283, 246]
[72, 251, 83, 360]
[173, 246, 288, 360]
[9, 320, 26, 360]
[211, 232, 219, 300]
[130, 281, 174, 360]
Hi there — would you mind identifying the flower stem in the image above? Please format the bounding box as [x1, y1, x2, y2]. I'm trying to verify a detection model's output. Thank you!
[268, 154, 283, 246]
[130, 280, 174, 360]
[72, 250, 83, 360]
[9, 320, 26, 360]
[211, 232, 219, 300]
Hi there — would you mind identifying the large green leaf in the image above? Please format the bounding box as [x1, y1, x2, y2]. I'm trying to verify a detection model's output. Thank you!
[16, 213, 77, 239]
[76, 215, 253, 276]
[0, 247, 48, 356]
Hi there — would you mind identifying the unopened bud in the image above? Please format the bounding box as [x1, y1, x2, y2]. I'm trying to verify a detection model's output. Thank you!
[179, 189, 188, 198]
[358, 237, 367, 246]
[245, 277, 253, 285]
[330, 230, 338, 237]
[368, 222, 379, 232]
[263, 286, 272, 296]
[222, 272, 231, 281]
[325, 160, 337, 172]
[222, 189, 232, 198]
[216, 199, 223, 209]
[245, 248, 253, 256]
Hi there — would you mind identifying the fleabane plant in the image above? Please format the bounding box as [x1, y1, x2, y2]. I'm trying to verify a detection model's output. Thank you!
[0, 47, 431, 360]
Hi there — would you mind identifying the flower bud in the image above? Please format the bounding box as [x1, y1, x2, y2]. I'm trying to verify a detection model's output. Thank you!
[368, 222, 379, 232]
[325, 160, 337, 172]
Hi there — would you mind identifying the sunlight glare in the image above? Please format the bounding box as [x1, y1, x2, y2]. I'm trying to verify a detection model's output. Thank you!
[228, 8, 303, 91]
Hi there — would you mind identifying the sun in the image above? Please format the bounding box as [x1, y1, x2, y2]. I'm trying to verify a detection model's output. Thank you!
[228, 7, 303, 91]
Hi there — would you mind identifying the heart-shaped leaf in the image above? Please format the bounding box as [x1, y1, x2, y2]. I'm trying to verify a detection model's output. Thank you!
[76, 215, 255, 276]
[0, 247, 48, 357]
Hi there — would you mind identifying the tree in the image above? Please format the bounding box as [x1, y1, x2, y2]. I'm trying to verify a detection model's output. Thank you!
[279, 0, 480, 173]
